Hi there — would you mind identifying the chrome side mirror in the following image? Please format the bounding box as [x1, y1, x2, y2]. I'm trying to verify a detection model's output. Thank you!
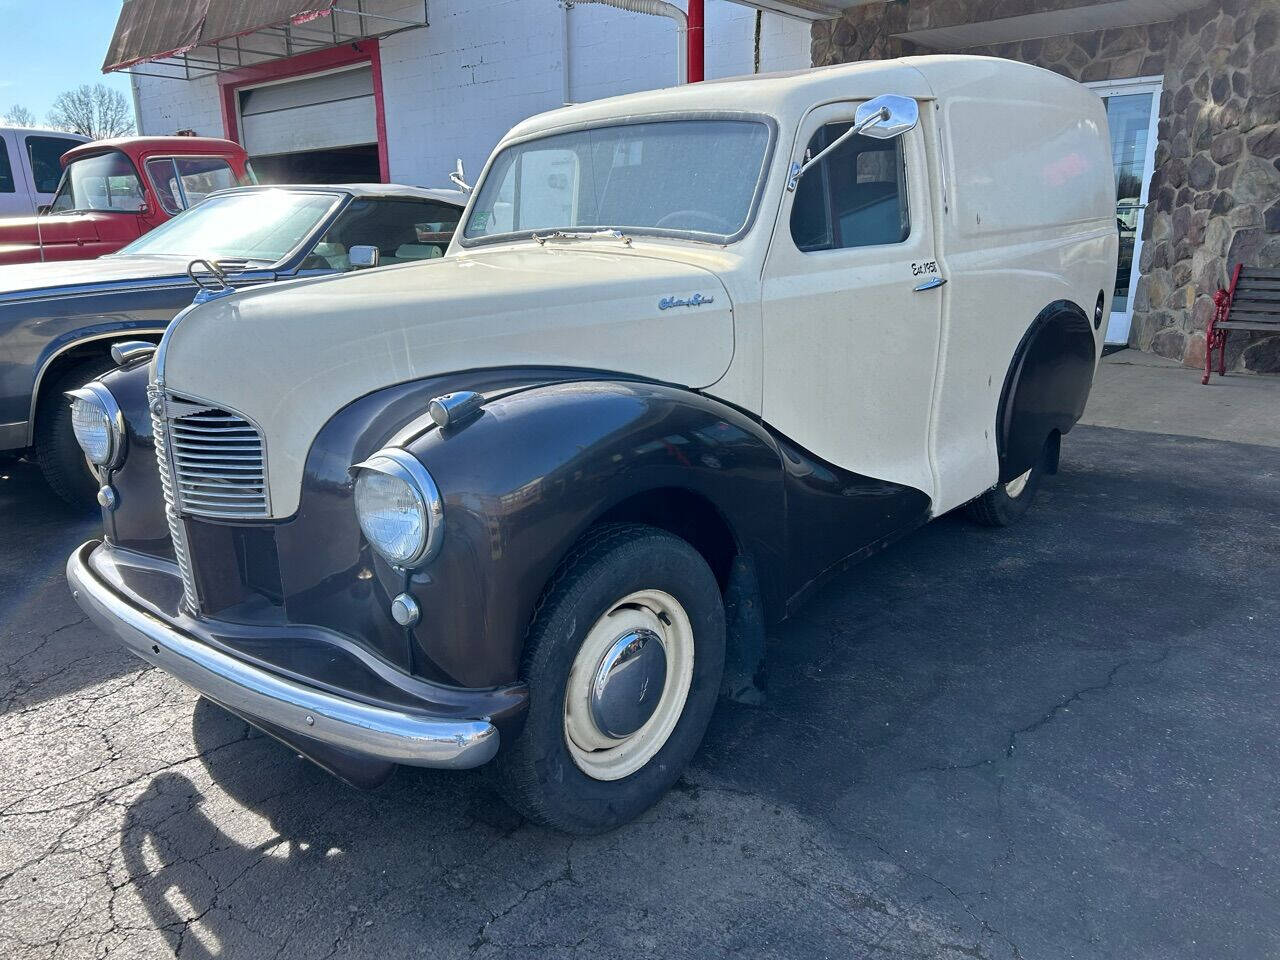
[854, 94, 920, 140]
[349, 245, 380, 269]
[788, 94, 920, 191]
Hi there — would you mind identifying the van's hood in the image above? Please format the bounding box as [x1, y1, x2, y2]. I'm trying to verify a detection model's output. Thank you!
[158, 245, 735, 518]
[0, 255, 191, 301]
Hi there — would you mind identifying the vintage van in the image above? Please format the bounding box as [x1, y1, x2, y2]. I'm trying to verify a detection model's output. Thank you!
[67, 56, 1117, 834]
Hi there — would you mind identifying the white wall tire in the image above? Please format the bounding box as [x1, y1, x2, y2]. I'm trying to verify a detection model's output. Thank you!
[494, 523, 725, 834]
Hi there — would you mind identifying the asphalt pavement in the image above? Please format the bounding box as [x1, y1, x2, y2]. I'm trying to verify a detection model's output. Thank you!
[2, 357, 1278, 959]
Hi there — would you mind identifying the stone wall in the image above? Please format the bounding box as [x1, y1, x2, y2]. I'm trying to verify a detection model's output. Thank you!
[813, 0, 1280, 373]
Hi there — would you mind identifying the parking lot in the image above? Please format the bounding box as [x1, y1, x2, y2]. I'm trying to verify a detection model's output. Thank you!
[2, 353, 1278, 960]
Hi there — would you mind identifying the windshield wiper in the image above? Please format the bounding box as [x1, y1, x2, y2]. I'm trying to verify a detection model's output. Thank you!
[531, 229, 632, 247]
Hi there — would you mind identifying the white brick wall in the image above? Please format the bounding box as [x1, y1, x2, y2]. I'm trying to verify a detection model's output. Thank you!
[132, 73, 223, 139]
[132, 0, 812, 189]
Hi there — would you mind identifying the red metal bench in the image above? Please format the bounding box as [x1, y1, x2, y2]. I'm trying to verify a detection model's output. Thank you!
[1204, 265, 1280, 384]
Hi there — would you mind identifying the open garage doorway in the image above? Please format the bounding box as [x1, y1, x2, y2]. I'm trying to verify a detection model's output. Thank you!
[237, 64, 382, 184]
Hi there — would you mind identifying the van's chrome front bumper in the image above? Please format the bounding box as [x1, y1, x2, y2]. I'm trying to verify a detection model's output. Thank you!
[66, 540, 499, 771]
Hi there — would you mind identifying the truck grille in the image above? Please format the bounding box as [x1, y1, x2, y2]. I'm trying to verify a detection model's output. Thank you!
[148, 386, 200, 614]
[165, 397, 270, 519]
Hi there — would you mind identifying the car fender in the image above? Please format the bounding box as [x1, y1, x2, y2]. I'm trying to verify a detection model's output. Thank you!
[398, 377, 789, 688]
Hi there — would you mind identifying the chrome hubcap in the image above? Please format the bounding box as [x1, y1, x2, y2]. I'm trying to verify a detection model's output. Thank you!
[589, 628, 667, 740]
[563, 589, 695, 781]
[1005, 467, 1032, 498]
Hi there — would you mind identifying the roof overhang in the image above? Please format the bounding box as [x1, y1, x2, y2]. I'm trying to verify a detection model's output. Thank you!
[103, 0, 428, 81]
[894, 0, 1208, 50]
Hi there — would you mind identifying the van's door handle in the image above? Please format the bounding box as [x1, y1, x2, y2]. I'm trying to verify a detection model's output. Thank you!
[914, 276, 947, 292]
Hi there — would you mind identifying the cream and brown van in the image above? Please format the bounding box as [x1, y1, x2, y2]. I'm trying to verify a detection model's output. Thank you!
[66, 56, 1117, 833]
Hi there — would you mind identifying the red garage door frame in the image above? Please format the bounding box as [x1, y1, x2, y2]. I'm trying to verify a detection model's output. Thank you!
[218, 39, 390, 183]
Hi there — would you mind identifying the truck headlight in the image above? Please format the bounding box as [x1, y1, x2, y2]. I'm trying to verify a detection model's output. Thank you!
[351, 449, 444, 568]
[66, 382, 125, 469]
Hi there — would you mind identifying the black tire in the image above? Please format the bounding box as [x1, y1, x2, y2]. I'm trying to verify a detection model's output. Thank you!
[494, 523, 726, 834]
[35, 356, 117, 512]
[964, 437, 1052, 527]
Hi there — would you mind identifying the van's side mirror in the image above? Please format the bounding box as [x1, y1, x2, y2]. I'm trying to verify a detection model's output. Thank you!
[788, 94, 920, 191]
[854, 94, 920, 140]
[349, 245, 380, 269]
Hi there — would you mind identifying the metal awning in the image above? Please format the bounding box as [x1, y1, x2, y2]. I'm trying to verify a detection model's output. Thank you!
[103, 0, 428, 80]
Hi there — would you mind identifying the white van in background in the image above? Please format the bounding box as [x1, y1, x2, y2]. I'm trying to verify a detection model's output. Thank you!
[0, 127, 90, 217]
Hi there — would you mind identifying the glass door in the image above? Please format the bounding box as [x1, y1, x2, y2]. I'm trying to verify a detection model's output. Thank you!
[1089, 77, 1162, 345]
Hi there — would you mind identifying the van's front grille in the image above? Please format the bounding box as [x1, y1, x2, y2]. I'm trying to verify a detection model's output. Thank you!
[165, 397, 270, 519]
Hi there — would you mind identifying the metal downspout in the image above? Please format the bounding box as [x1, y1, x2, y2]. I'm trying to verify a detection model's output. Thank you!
[572, 0, 691, 84]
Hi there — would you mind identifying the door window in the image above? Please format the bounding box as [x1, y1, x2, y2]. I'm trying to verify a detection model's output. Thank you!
[147, 156, 238, 214]
[146, 159, 182, 214]
[25, 135, 83, 194]
[790, 123, 910, 252]
[307, 198, 462, 270]
[175, 157, 236, 206]
[0, 141, 13, 193]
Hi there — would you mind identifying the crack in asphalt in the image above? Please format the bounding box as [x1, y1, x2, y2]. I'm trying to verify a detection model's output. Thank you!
[910, 647, 1172, 775]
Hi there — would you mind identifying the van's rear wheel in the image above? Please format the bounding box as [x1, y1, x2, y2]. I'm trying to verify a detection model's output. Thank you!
[965, 437, 1053, 527]
[495, 523, 725, 834]
[36, 357, 117, 512]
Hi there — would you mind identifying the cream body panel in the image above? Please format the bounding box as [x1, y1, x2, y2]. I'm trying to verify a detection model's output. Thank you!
[926, 61, 1117, 513]
[759, 108, 943, 500]
[159, 246, 734, 518]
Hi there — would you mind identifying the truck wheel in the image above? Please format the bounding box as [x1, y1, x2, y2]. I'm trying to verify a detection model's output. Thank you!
[964, 437, 1052, 527]
[495, 523, 725, 834]
[36, 357, 117, 512]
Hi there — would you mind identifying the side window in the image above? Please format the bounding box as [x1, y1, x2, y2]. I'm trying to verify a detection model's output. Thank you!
[0, 140, 13, 193]
[146, 159, 182, 214]
[790, 121, 910, 252]
[175, 157, 236, 206]
[308, 199, 462, 271]
[26, 136, 82, 194]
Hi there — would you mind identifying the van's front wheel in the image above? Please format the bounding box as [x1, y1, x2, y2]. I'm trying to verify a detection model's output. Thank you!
[495, 523, 725, 834]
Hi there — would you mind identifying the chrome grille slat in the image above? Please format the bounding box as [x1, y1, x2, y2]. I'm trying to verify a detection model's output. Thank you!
[174, 452, 265, 463]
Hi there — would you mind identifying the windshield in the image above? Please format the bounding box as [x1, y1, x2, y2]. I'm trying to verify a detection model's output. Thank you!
[116, 190, 340, 263]
[49, 151, 145, 214]
[462, 118, 772, 244]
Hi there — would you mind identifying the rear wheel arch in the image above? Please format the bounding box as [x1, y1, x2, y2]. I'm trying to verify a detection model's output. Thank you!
[996, 299, 1096, 483]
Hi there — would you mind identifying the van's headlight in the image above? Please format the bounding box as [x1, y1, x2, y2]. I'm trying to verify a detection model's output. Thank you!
[66, 382, 125, 469]
[351, 449, 444, 568]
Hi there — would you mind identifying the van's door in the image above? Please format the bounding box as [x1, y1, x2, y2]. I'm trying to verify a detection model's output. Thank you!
[761, 100, 943, 503]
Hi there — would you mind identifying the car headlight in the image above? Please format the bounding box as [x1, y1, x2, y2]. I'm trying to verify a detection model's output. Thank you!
[66, 382, 125, 469]
[351, 448, 444, 568]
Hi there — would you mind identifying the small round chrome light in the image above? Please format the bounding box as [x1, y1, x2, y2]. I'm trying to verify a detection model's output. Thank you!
[351, 448, 444, 568]
[390, 593, 421, 627]
[97, 485, 118, 511]
[66, 382, 125, 469]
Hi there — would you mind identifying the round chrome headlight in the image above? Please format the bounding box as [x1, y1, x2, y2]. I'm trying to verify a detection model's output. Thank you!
[352, 448, 444, 568]
[66, 382, 125, 469]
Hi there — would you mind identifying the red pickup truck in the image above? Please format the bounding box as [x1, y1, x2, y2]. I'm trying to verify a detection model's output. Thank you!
[0, 136, 253, 265]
